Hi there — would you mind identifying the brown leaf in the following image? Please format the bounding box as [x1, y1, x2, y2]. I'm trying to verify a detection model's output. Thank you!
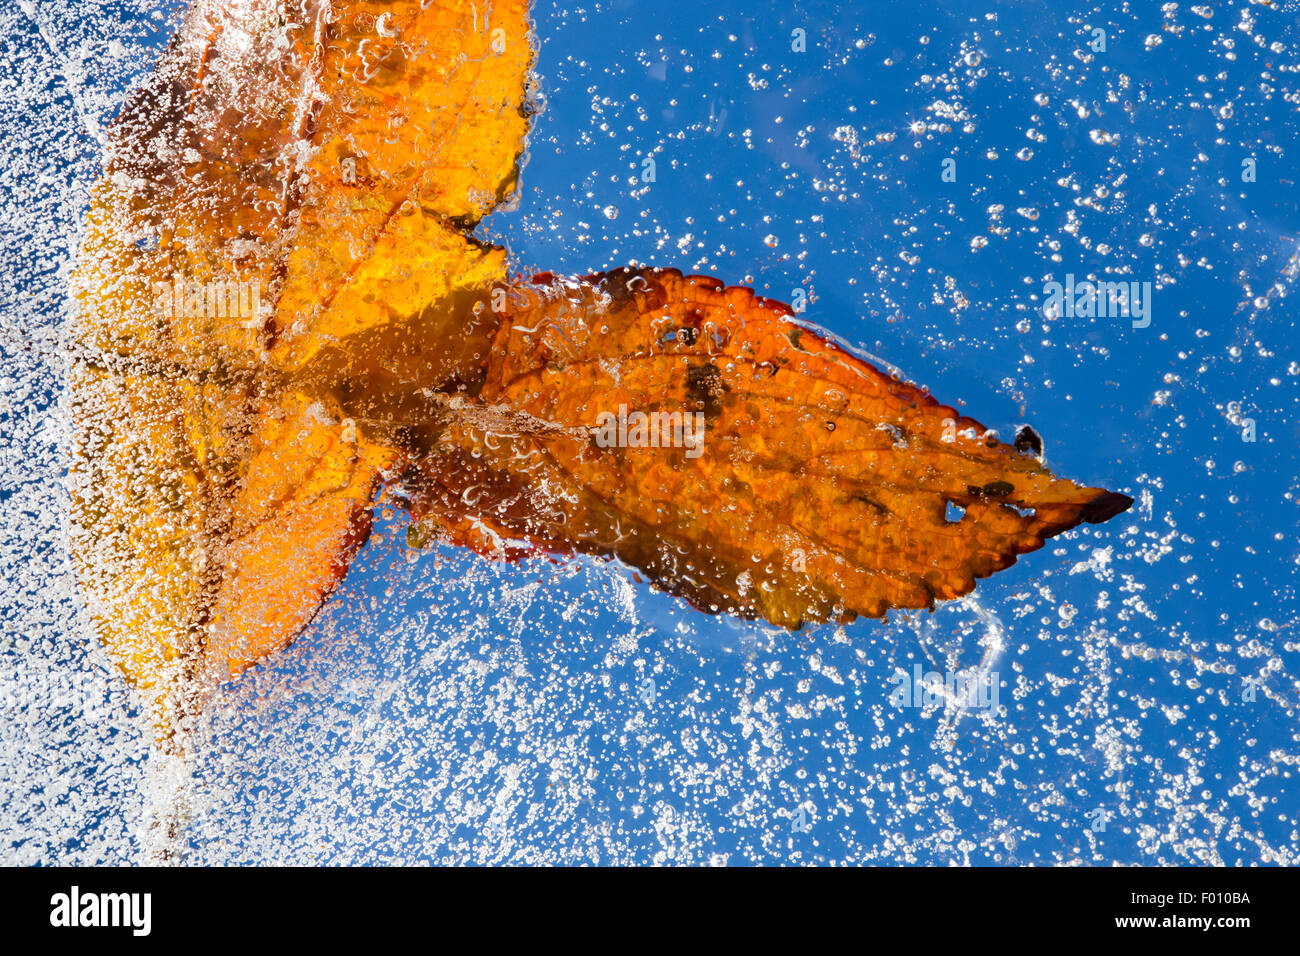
[407, 268, 1132, 627]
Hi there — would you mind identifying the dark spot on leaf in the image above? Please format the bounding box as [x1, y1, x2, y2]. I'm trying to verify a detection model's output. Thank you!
[1014, 425, 1043, 458]
[686, 362, 728, 419]
[849, 492, 888, 514]
[967, 480, 1015, 498]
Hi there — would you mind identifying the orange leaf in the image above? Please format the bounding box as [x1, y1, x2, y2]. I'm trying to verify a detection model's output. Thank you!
[66, 1, 1130, 748]
[404, 269, 1132, 628]
[68, 0, 535, 740]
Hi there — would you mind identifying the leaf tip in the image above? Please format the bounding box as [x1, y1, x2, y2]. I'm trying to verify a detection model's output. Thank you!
[1079, 490, 1134, 524]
